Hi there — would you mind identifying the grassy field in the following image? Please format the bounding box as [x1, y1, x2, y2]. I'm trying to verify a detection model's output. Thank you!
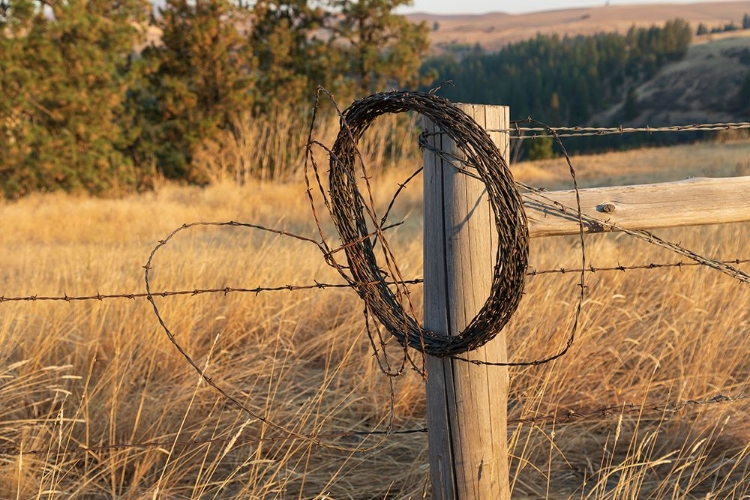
[0, 139, 749, 498]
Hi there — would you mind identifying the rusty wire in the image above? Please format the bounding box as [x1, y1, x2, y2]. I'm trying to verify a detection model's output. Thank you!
[322, 90, 529, 357]
[505, 120, 750, 139]
[134, 89, 582, 453]
[143, 221, 382, 453]
[1, 257, 747, 304]
[414, 115, 588, 367]
[527, 258, 750, 276]
[418, 130, 750, 286]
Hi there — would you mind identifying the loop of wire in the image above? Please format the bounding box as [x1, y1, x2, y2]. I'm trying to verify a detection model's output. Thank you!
[324, 90, 530, 357]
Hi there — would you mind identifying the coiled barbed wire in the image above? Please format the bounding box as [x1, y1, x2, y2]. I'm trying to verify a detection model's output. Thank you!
[324, 90, 529, 357]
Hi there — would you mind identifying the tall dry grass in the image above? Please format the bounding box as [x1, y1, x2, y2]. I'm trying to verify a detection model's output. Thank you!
[0, 137, 748, 498]
[192, 108, 421, 184]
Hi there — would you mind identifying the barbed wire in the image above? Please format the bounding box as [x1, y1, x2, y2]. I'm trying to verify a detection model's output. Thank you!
[504, 120, 750, 139]
[3, 392, 744, 458]
[526, 257, 750, 276]
[0, 256, 746, 303]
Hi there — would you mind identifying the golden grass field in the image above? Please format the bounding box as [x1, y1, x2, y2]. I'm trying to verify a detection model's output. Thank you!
[1, 136, 749, 498]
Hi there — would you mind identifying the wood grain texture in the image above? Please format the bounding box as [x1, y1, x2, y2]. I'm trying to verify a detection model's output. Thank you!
[525, 176, 750, 237]
[424, 104, 511, 499]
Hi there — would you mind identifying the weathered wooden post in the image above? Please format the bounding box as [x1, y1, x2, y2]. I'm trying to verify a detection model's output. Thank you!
[423, 104, 512, 499]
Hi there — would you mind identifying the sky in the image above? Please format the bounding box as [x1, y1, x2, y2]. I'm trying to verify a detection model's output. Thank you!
[398, 0, 746, 15]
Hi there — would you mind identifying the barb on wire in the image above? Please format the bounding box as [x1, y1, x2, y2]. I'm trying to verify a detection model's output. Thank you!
[4, 392, 744, 458]
[527, 258, 750, 276]
[504, 120, 750, 139]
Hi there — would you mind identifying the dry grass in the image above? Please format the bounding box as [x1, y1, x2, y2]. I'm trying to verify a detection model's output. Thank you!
[513, 138, 750, 189]
[0, 139, 748, 498]
[192, 108, 420, 183]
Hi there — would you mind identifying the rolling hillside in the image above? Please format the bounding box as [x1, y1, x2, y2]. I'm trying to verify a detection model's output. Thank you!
[414, 2, 750, 129]
[409, 1, 750, 53]
[593, 34, 750, 125]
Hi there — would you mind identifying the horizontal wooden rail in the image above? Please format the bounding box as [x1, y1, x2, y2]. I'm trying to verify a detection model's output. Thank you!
[524, 176, 750, 237]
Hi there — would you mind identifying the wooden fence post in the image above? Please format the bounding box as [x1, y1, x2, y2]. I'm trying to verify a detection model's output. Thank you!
[423, 104, 512, 499]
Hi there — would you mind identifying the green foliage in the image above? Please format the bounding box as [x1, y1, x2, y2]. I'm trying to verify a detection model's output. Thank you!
[139, 0, 254, 182]
[331, 0, 431, 96]
[0, 0, 149, 198]
[421, 19, 693, 126]
[711, 23, 740, 33]
[1, 0, 429, 196]
[737, 71, 750, 111]
[526, 136, 555, 161]
[249, 1, 338, 111]
[744, 14, 750, 30]
[697, 23, 708, 35]
[624, 87, 639, 121]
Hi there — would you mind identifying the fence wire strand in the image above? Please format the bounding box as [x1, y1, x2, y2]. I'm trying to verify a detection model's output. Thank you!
[1, 260, 748, 304]
[505, 120, 750, 139]
[104, 90, 750, 451]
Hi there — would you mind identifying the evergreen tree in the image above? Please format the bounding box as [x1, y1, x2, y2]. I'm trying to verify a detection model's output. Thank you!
[549, 91, 561, 124]
[0, 0, 148, 198]
[421, 19, 692, 129]
[697, 23, 708, 35]
[526, 136, 554, 161]
[249, 1, 339, 110]
[143, 0, 254, 181]
[331, 0, 430, 96]
[624, 87, 639, 121]
[744, 14, 750, 30]
[661, 18, 692, 61]
[737, 71, 750, 111]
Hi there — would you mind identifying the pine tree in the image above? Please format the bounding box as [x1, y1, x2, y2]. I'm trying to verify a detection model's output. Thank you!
[143, 0, 254, 181]
[526, 136, 554, 161]
[330, 0, 430, 96]
[248, 1, 339, 110]
[549, 92, 561, 124]
[0, 0, 149, 198]
[624, 87, 639, 121]
[737, 71, 750, 111]
[0, 0, 34, 197]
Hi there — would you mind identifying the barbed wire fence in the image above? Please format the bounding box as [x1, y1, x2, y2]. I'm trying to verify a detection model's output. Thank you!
[1, 90, 748, 462]
[507, 121, 750, 139]
[2, 256, 749, 304]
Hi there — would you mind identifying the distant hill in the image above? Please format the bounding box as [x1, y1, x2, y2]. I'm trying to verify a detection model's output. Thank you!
[408, 1, 750, 53]
[592, 34, 750, 126]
